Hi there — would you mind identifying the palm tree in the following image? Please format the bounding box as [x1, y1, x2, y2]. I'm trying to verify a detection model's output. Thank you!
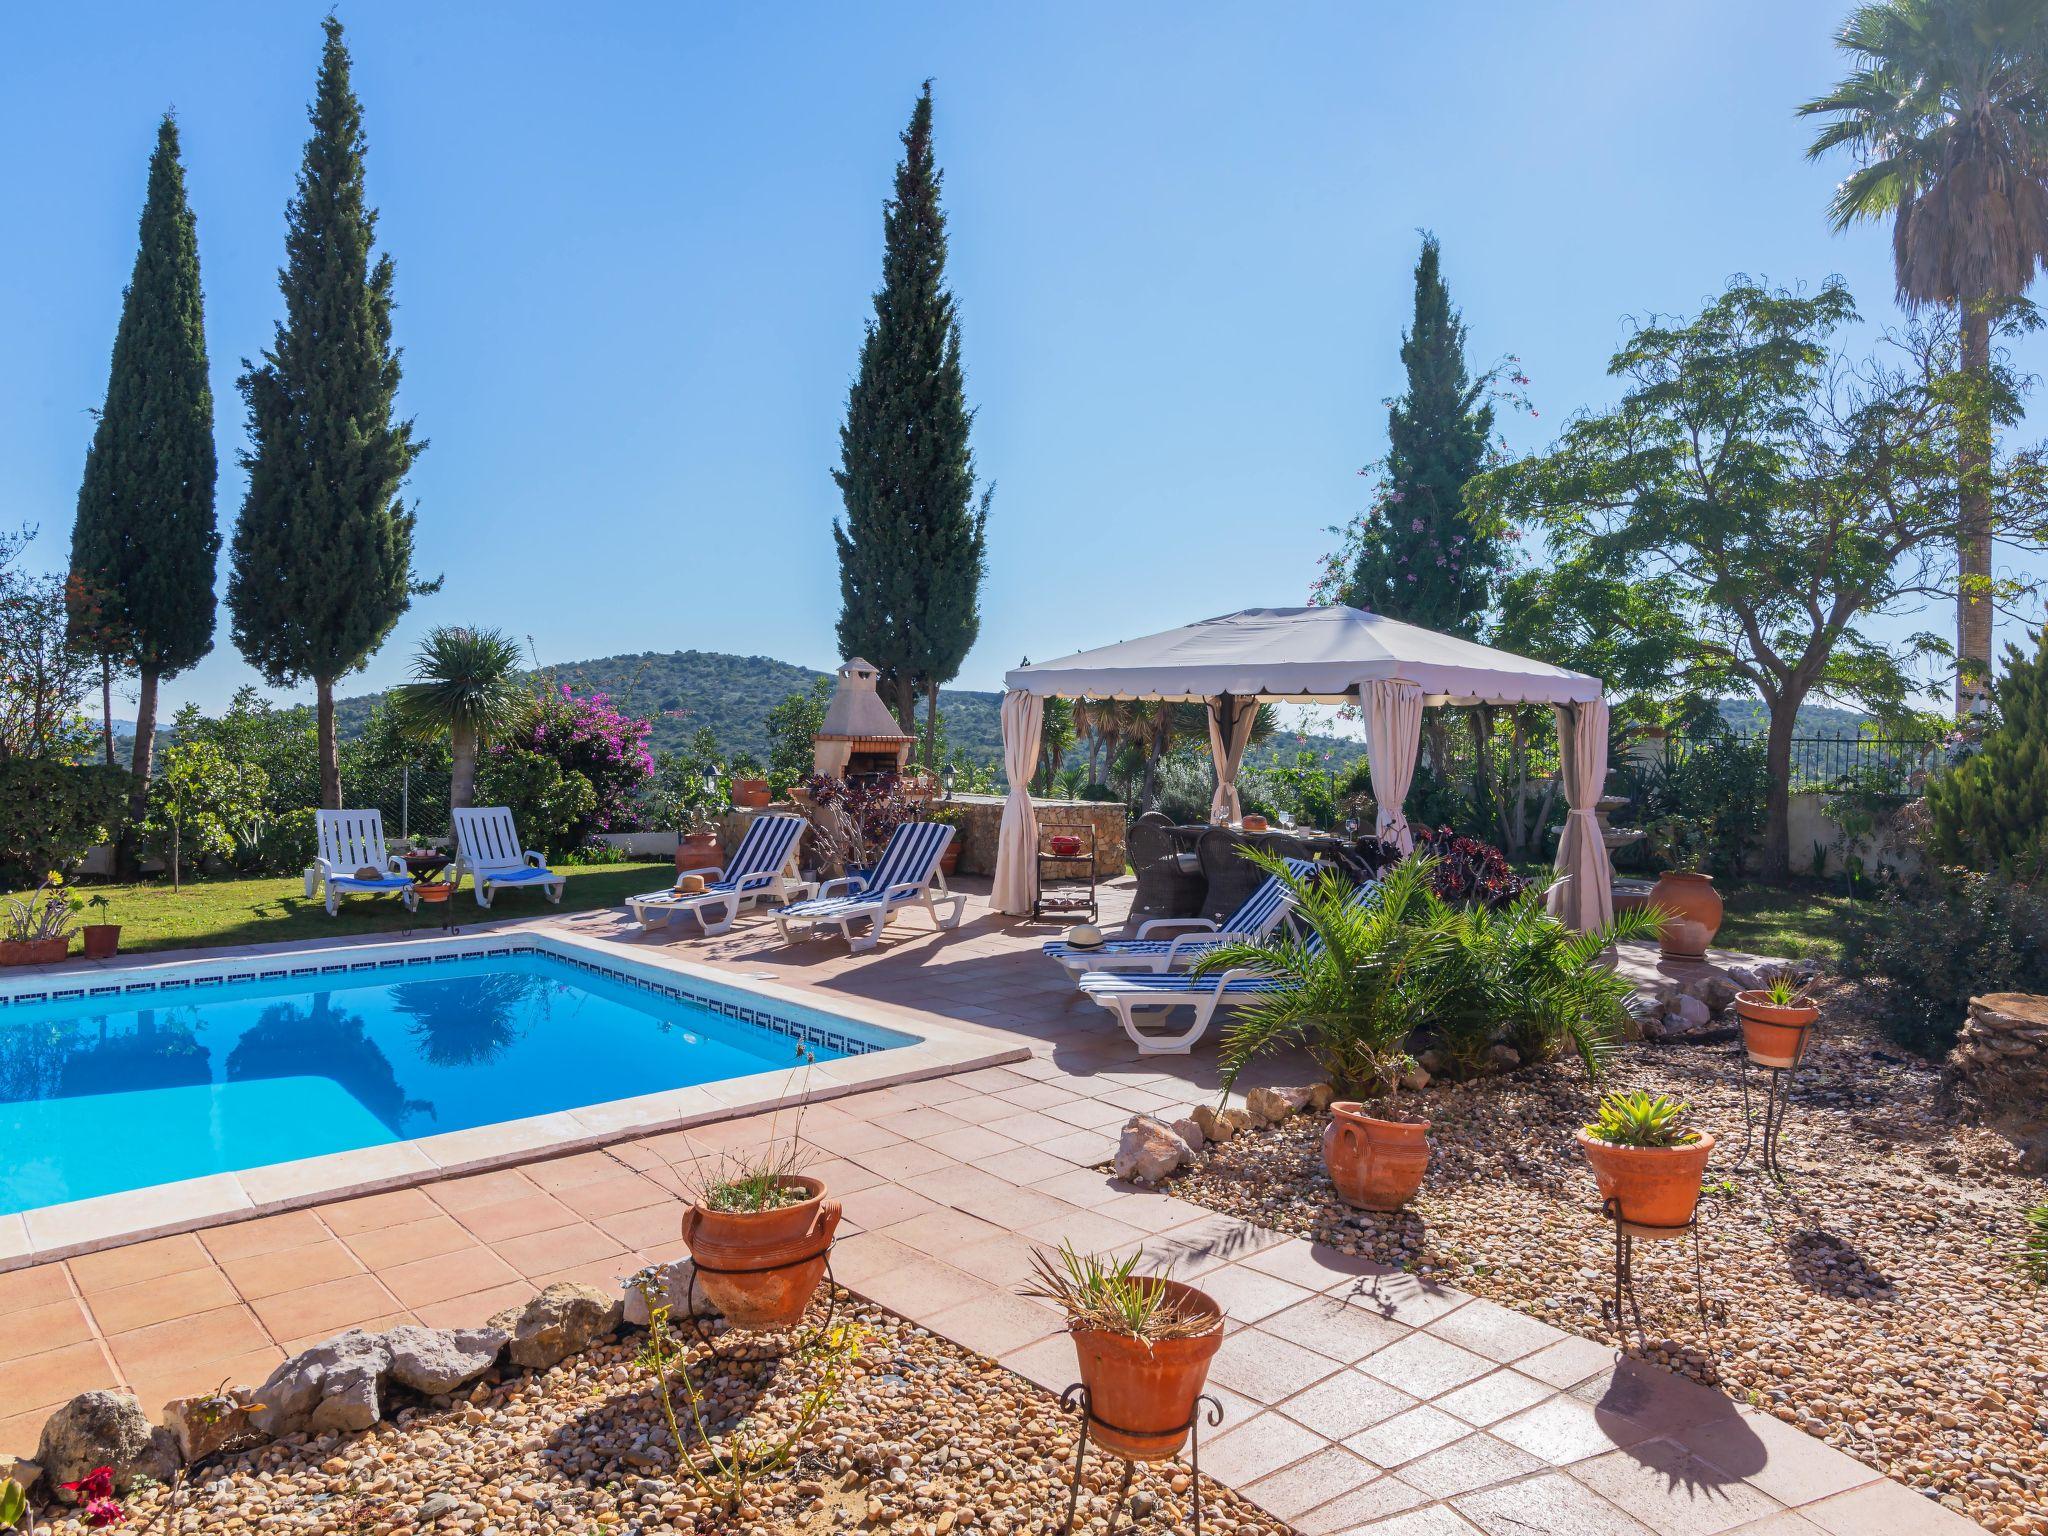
[1801, 0, 2048, 714]
[388, 626, 527, 815]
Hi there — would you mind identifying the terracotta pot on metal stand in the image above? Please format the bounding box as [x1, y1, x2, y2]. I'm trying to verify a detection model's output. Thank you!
[1734, 993, 1819, 1069]
[1322, 1102, 1431, 1211]
[1649, 871, 1723, 961]
[1575, 1130, 1716, 1235]
[680, 1175, 839, 1331]
[1066, 1279, 1224, 1461]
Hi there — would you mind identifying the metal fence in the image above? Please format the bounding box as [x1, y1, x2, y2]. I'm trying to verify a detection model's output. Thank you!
[1652, 733, 1946, 793]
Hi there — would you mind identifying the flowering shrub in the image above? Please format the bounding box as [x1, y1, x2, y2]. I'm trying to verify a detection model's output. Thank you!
[60, 1465, 123, 1526]
[1354, 825, 1530, 909]
[496, 686, 653, 842]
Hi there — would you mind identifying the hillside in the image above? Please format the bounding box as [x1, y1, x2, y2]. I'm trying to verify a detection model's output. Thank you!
[335, 650, 1007, 762]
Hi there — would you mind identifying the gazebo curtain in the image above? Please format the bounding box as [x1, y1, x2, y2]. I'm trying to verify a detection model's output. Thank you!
[1205, 694, 1260, 824]
[992, 690, 1044, 914]
[1547, 699, 1616, 932]
[1361, 679, 1424, 853]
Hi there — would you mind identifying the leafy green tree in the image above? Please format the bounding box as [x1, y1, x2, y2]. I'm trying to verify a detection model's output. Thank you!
[833, 82, 990, 752]
[1472, 277, 2048, 880]
[1927, 626, 2048, 869]
[68, 114, 219, 848]
[476, 749, 595, 858]
[229, 17, 429, 810]
[764, 677, 833, 793]
[0, 538, 100, 766]
[1802, 0, 2048, 713]
[167, 689, 319, 818]
[388, 627, 526, 816]
[144, 740, 269, 885]
[1340, 235, 1502, 635]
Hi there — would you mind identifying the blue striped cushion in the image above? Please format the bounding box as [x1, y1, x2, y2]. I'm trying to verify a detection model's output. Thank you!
[1077, 972, 1288, 998]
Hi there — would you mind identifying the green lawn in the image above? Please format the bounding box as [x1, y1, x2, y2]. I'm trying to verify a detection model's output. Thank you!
[6, 861, 674, 958]
[1713, 878, 1862, 964]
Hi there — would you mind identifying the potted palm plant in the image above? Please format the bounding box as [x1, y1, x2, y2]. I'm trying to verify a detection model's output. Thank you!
[1576, 1090, 1714, 1233]
[1645, 815, 1723, 960]
[2, 874, 76, 966]
[1022, 1242, 1223, 1461]
[1194, 853, 1441, 1210]
[1734, 969, 1819, 1069]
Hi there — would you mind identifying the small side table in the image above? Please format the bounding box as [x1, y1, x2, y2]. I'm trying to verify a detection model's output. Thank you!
[1034, 827, 1098, 923]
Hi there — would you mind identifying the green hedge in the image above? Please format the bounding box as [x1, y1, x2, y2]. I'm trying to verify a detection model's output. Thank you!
[0, 761, 130, 883]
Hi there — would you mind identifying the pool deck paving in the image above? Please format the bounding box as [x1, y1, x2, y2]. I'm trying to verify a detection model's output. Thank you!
[0, 877, 1984, 1535]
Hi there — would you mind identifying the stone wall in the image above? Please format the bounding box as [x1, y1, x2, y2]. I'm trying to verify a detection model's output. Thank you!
[944, 793, 1126, 878]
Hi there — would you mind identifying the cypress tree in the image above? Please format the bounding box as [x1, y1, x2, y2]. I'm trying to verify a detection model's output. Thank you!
[1928, 627, 2048, 872]
[230, 16, 427, 808]
[1344, 234, 1499, 637]
[69, 113, 219, 854]
[833, 81, 989, 751]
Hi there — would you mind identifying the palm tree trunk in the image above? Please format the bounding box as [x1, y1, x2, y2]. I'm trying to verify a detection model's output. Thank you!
[451, 723, 479, 812]
[317, 680, 341, 809]
[1957, 300, 1995, 717]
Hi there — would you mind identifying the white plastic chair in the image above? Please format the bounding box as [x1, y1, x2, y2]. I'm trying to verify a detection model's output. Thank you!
[304, 809, 417, 917]
[451, 806, 567, 908]
[773, 821, 964, 952]
[626, 814, 813, 935]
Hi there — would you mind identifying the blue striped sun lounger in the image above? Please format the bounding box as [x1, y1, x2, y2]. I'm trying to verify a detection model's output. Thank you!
[626, 813, 812, 936]
[1042, 857, 1317, 979]
[774, 820, 965, 952]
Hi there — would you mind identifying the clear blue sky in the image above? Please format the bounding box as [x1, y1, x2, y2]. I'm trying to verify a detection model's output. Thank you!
[5, 1, 2044, 722]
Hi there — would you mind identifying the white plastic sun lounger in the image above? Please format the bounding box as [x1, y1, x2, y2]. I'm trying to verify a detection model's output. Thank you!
[305, 809, 418, 917]
[1042, 858, 1316, 979]
[626, 813, 813, 935]
[451, 806, 567, 908]
[773, 820, 964, 952]
[1077, 880, 1378, 1055]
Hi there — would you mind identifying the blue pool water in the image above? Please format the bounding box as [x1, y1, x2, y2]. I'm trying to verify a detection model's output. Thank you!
[0, 950, 897, 1214]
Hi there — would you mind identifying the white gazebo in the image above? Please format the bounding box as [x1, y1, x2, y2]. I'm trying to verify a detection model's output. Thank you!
[992, 605, 1616, 930]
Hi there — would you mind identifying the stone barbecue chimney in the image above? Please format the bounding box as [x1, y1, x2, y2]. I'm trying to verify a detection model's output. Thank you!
[812, 659, 915, 778]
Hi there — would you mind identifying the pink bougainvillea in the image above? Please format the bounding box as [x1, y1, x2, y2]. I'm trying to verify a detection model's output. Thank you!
[498, 685, 655, 835]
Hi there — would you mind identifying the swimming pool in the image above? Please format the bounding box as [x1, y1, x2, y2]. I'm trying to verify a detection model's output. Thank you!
[0, 938, 918, 1217]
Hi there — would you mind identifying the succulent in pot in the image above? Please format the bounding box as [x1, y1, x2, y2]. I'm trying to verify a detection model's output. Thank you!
[1733, 970, 1818, 1069]
[81, 892, 121, 959]
[1576, 1090, 1714, 1235]
[1023, 1242, 1223, 1461]
[2, 874, 77, 966]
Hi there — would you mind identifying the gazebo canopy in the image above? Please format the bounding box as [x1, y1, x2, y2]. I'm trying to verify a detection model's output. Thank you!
[1004, 606, 1600, 707]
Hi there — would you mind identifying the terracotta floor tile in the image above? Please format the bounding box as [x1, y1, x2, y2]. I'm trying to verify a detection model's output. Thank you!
[1799, 1479, 1980, 1535]
[316, 1186, 441, 1237]
[343, 1214, 476, 1270]
[550, 1172, 671, 1219]
[1195, 1410, 1327, 1487]
[426, 1168, 540, 1214]
[1451, 1469, 1654, 1536]
[854, 1140, 959, 1182]
[921, 1292, 1062, 1357]
[376, 1246, 523, 1309]
[521, 1151, 629, 1193]
[413, 1281, 536, 1330]
[1289, 1474, 1431, 1534]
[0, 1264, 76, 1312]
[1433, 1369, 1556, 1428]
[876, 1207, 1009, 1254]
[87, 1265, 242, 1335]
[220, 1239, 366, 1302]
[0, 1407, 54, 1458]
[1399, 1432, 1548, 1500]
[594, 1202, 685, 1251]
[1569, 1439, 1783, 1536]
[839, 1184, 941, 1231]
[1208, 1329, 1344, 1405]
[1493, 1394, 1654, 1465]
[987, 1110, 1081, 1146]
[1027, 1166, 1128, 1208]
[528, 1256, 640, 1293]
[849, 1256, 991, 1317]
[68, 1232, 212, 1294]
[106, 1304, 270, 1381]
[1261, 1295, 1411, 1364]
[493, 1222, 627, 1279]
[455, 1192, 577, 1243]
[1343, 1405, 1471, 1468]
[973, 1145, 1073, 1185]
[248, 1273, 405, 1343]
[1676, 1409, 1878, 1507]
[1242, 1444, 1380, 1521]
[1359, 1333, 1497, 1400]
[0, 1338, 116, 1413]
[0, 1297, 93, 1363]
[1277, 1366, 1418, 1442]
[198, 1209, 331, 1263]
[1199, 1264, 1318, 1326]
[1426, 1297, 1568, 1364]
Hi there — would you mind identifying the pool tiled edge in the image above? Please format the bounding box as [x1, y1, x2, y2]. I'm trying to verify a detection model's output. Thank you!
[0, 929, 1027, 1271]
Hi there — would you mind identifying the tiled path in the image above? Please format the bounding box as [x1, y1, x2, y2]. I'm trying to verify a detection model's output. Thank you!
[0, 881, 1984, 1535]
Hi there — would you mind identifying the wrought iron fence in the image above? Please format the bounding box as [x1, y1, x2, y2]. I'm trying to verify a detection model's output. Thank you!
[1649, 733, 1946, 793]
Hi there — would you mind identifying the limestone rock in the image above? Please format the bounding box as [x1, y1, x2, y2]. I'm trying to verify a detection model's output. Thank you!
[251, 1332, 391, 1437]
[36, 1392, 179, 1496]
[1483, 1044, 1522, 1074]
[1111, 1115, 1194, 1184]
[1416, 1048, 1445, 1074]
[383, 1326, 505, 1395]
[1245, 1085, 1312, 1124]
[1399, 1066, 1431, 1091]
[1306, 1083, 1336, 1111]
[621, 1258, 713, 1327]
[1168, 1116, 1207, 1155]
[0, 1457, 39, 1495]
[488, 1283, 623, 1370]
[1669, 994, 1713, 1028]
[1190, 1103, 1239, 1143]
[160, 1388, 262, 1464]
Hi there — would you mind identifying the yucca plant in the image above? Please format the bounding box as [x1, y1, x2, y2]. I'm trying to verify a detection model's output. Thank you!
[388, 625, 528, 816]
[1585, 1090, 1700, 1149]
[1021, 1242, 1213, 1342]
[1755, 969, 1812, 1008]
[1192, 850, 1441, 1096]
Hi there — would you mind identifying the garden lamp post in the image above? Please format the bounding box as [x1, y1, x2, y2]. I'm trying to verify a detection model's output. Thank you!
[942, 764, 957, 801]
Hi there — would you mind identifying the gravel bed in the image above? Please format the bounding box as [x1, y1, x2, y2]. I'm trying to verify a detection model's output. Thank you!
[43, 1292, 1284, 1536]
[1170, 980, 2048, 1536]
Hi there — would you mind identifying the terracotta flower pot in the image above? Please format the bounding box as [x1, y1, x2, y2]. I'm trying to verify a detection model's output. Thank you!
[939, 841, 961, 876]
[0, 937, 68, 967]
[1649, 871, 1723, 961]
[675, 830, 723, 874]
[416, 884, 451, 906]
[1067, 1279, 1224, 1461]
[680, 1175, 840, 1331]
[731, 777, 772, 810]
[80, 924, 121, 960]
[1734, 992, 1818, 1069]
[1322, 1102, 1431, 1211]
[1576, 1128, 1715, 1236]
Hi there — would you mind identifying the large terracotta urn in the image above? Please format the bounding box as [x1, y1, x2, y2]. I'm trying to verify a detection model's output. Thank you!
[1322, 1102, 1431, 1211]
[1067, 1278, 1223, 1461]
[675, 830, 722, 874]
[1649, 871, 1722, 961]
[1576, 1129, 1715, 1235]
[680, 1175, 840, 1331]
